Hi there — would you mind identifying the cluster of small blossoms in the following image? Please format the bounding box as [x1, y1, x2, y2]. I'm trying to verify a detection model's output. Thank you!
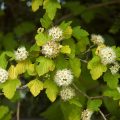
[0, 68, 8, 83]
[110, 62, 120, 74]
[41, 41, 61, 58]
[81, 109, 93, 120]
[60, 87, 75, 101]
[91, 34, 104, 45]
[15, 46, 28, 61]
[98, 47, 116, 65]
[54, 69, 73, 86]
[48, 26, 63, 41]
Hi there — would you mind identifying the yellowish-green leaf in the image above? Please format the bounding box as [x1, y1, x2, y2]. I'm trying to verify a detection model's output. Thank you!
[36, 56, 55, 76]
[27, 79, 43, 97]
[32, 0, 43, 12]
[88, 56, 107, 80]
[43, 0, 61, 20]
[8, 65, 18, 80]
[35, 32, 51, 46]
[44, 79, 59, 102]
[0, 106, 9, 119]
[2, 79, 21, 99]
[63, 26, 72, 39]
[0, 52, 7, 69]
[61, 45, 71, 54]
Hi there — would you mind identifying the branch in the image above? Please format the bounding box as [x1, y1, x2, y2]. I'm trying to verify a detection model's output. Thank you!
[72, 83, 107, 120]
[17, 102, 20, 120]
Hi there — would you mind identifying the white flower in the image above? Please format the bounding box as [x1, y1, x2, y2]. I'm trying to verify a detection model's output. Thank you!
[54, 69, 73, 86]
[81, 109, 93, 120]
[99, 47, 116, 65]
[48, 27, 63, 41]
[91, 34, 104, 45]
[15, 46, 28, 61]
[60, 87, 75, 101]
[110, 62, 120, 74]
[41, 41, 61, 58]
[0, 68, 8, 83]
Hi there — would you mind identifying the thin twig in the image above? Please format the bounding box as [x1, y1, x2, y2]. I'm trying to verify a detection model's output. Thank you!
[0, 93, 3, 96]
[88, 0, 120, 10]
[72, 83, 107, 120]
[79, 58, 88, 63]
[17, 102, 20, 120]
[17, 85, 27, 90]
[82, 45, 95, 54]
[99, 110, 107, 120]
[90, 96, 103, 99]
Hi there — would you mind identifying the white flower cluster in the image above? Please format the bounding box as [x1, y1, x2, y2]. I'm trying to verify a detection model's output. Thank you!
[81, 109, 93, 120]
[0, 68, 8, 83]
[98, 47, 116, 65]
[110, 62, 120, 74]
[41, 41, 61, 58]
[48, 27, 63, 41]
[54, 69, 73, 86]
[60, 87, 75, 101]
[91, 34, 104, 45]
[15, 46, 28, 61]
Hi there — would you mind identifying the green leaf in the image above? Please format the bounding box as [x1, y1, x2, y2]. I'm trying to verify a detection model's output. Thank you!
[104, 89, 120, 100]
[44, 79, 59, 102]
[88, 56, 107, 80]
[0, 52, 7, 69]
[40, 13, 52, 28]
[61, 102, 82, 120]
[43, 0, 61, 20]
[27, 79, 43, 97]
[69, 57, 81, 78]
[60, 45, 71, 54]
[62, 38, 76, 58]
[72, 26, 89, 40]
[36, 56, 55, 76]
[0, 106, 9, 119]
[35, 32, 51, 46]
[69, 98, 82, 107]
[87, 99, 102, 111]
[2, 79, 21, 99]
[104, 71, 120, 89]
[14, 22, 35, 37]
[32, 0, 43, 12]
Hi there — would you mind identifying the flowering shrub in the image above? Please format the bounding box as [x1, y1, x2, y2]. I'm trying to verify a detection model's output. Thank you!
[0, 0, 120, 120]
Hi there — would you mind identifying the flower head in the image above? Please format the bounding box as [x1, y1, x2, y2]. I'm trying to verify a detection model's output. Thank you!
[41, 41, 61, 58]
[60, 87, 75, 101]
[81, 109, 93, 120]
[54, 69, 73, 86]
[15, 46, 28, 61]
[110, 62, 120, 74]
[91, 34, 104, 45]
[0, 68, 8, 83]
[99, 47, 116, 65]
[48, 27, 63, 41]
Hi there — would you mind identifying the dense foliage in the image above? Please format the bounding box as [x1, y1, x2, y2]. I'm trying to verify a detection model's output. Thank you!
[0, 0, 120, 120]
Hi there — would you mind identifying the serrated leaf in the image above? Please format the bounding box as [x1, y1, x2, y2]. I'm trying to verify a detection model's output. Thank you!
[8, 65, 18, 80]
[61, 45, 71, 54]
[61, 102, 81, 120]
[0, 52, 7, 69]
[69, 57, 81, 78]
[59, 21, 72, 31]
[35, 32, 51, 46]
[104, 71, 120, 89]
[73, 26, 89, 40]
[0, 106, 9, 119]
[69, 98, 82, 107]
[44, 79, 59, 102]
[40, 13, 52, 28]
[27, 79, 43, 97]
[36, 56, 55, 76]
[43, 0, 61, 20]
[104, 89, 120, 100]
[63, 26, 72, 39]
[2, 79, 21, 99]
[87, 99, 102, 111]
[88, 56, 107, 80]
[32, 0, 43, 12]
